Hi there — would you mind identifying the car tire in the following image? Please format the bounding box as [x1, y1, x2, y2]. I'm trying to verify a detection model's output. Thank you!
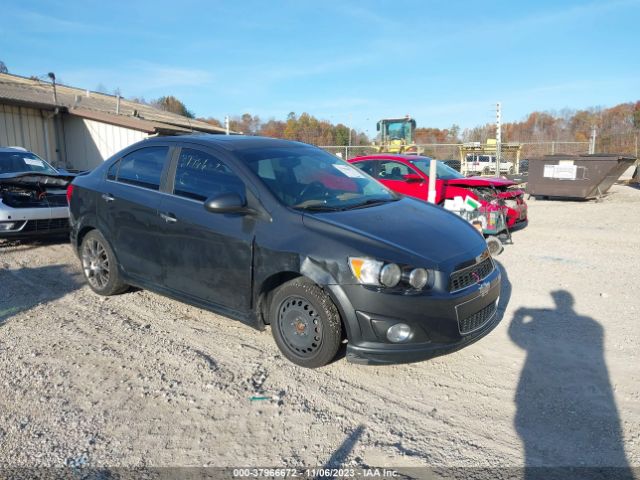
[269, 278, 342, 368]
[80, 230, 128, 296]
[486, 235, 504, 256]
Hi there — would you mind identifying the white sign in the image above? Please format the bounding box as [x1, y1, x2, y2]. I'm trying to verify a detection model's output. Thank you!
[24, 158, 45, 167]
[543, 164, 577, 180]
[333, 164, 366, 178]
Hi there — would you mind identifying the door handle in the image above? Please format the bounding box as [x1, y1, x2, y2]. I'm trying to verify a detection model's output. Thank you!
[160, 212, 178, 224]
[101, 193, 115, 203]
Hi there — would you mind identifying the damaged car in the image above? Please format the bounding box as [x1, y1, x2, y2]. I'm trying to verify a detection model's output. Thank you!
[0, 147, 75, 238]
[349, 154, 528, 233]
[69, 136, 501, 368]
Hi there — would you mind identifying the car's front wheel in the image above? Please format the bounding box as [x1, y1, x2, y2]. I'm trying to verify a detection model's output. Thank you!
[269, 278, 342, 368]
[80, 230, 128, 296]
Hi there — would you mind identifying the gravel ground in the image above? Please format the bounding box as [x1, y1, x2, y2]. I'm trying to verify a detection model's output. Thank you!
[0, 184, 639, 469]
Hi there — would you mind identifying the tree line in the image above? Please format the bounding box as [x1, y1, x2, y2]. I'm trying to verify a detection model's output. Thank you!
[197, 112, 369, 146]
[461, 102, 640, 154]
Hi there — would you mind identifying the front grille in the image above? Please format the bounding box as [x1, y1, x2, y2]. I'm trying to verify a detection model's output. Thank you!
[449, 256, 494, 292]
[21, 218, 69, 232]
[459, 301, 497, 334]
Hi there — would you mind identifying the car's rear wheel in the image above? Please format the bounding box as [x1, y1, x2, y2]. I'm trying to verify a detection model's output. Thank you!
[80, 230, 128, 296]
[269, 278, 342, 368]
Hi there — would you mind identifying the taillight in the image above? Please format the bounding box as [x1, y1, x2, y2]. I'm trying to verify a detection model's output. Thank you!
[66, 184, 75, 204]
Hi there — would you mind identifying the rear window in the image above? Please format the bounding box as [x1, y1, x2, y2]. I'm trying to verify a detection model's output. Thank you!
[112, 147, 168, 190]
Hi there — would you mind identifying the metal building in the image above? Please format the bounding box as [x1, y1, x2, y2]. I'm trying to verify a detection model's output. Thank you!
[0, 73, 226, 170]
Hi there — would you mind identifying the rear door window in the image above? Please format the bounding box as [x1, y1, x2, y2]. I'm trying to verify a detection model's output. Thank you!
[173, 148, 244, 202]
[114, 146, 169, 190]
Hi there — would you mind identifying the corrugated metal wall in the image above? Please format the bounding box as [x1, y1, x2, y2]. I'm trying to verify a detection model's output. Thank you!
[1, 102, 149, 170]
[0, 104, 57, 161]
[63, 117, 146, 171]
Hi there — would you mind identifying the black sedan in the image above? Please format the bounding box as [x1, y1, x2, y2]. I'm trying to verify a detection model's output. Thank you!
[68, 135, 501, 367]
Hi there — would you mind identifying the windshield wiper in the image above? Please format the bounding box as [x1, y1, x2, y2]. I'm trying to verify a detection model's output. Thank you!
[342, 198, 399, 210]
[293, 204, 344, 212]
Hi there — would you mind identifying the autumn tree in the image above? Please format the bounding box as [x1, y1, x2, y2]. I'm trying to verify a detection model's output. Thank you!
[632, 101, 640, 129]
[151, 95, 195, 118]
[228, 113, 261, 135]
[197, 117, 223, 128]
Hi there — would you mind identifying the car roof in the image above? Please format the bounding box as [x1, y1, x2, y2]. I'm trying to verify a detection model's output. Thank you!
[350, 154, 433, 162]
[0, 147, 32, 153]
[141, 134, 311, 152]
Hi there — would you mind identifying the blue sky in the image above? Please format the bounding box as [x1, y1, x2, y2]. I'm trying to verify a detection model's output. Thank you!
[1, 0, 639, 134]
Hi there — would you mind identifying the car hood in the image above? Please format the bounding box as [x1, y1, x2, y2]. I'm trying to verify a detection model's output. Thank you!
[301, 197, 487, 268]
[0, 172, 76, 188]
[443, 176, 516, 188]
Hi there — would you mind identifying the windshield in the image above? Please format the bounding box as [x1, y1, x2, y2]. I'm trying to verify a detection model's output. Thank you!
[410, 157, 464, 180]
[0, 151, 58, 175]
[240, 145, 398, 210]
[384, 121, 411, 142]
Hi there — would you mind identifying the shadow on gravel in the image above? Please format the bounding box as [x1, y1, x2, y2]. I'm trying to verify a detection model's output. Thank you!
[322, 424, 365, 468]
[510, 290, 632, 476]
[0, 264, 83, 326]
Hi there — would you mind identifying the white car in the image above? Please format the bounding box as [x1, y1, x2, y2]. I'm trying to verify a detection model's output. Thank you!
[0, 147, 74, 239]
[465, 154, 514, 175]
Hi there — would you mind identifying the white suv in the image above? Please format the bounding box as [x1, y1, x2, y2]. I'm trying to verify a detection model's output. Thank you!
[465, 154, 514, 175]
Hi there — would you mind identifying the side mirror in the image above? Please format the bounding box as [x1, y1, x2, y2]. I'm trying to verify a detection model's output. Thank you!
[204, 193, 249, 214]
[403, 173, 423, 183]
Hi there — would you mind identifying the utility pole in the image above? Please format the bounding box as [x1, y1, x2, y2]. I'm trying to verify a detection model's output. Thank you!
[348, 113, 352, 159]
[47, 72, 58, 105]
[496, 102, 502, 174]
[589, 126, 597, 154]
[225, 116, 230, 135]
[427, 160, 437, 204]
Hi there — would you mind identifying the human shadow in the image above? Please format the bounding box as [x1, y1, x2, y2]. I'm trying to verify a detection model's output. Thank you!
[322, 425, 365, 469]
[0, 264, 83, 326]
[509, 291, 633, 478]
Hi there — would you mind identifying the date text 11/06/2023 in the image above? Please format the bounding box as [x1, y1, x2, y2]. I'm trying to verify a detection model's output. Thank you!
[232, 468, 399, 478]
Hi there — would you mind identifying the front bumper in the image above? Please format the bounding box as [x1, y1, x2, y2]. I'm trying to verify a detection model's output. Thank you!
[0, 205, 70, 238]
[327, 267, 501, 365]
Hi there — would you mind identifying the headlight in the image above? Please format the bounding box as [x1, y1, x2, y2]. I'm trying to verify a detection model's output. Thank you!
[380, 263, 401, 287]
[349, 257, 384, 285]
[408, 268, 429, 289]
[349, 257, 430, 290]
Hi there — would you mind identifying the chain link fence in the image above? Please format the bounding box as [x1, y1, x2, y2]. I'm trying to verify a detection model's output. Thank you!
[596, 132, 639, 157]
[319, 138, 637, 176]
[319, 142, 594, 161]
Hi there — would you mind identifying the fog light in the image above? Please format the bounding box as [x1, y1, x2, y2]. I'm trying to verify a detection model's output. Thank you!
[386, 323, 412, 343]
[380, 263, 401, 287]
[409, 268, 429, 289]
[0, 222, 16, 231]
